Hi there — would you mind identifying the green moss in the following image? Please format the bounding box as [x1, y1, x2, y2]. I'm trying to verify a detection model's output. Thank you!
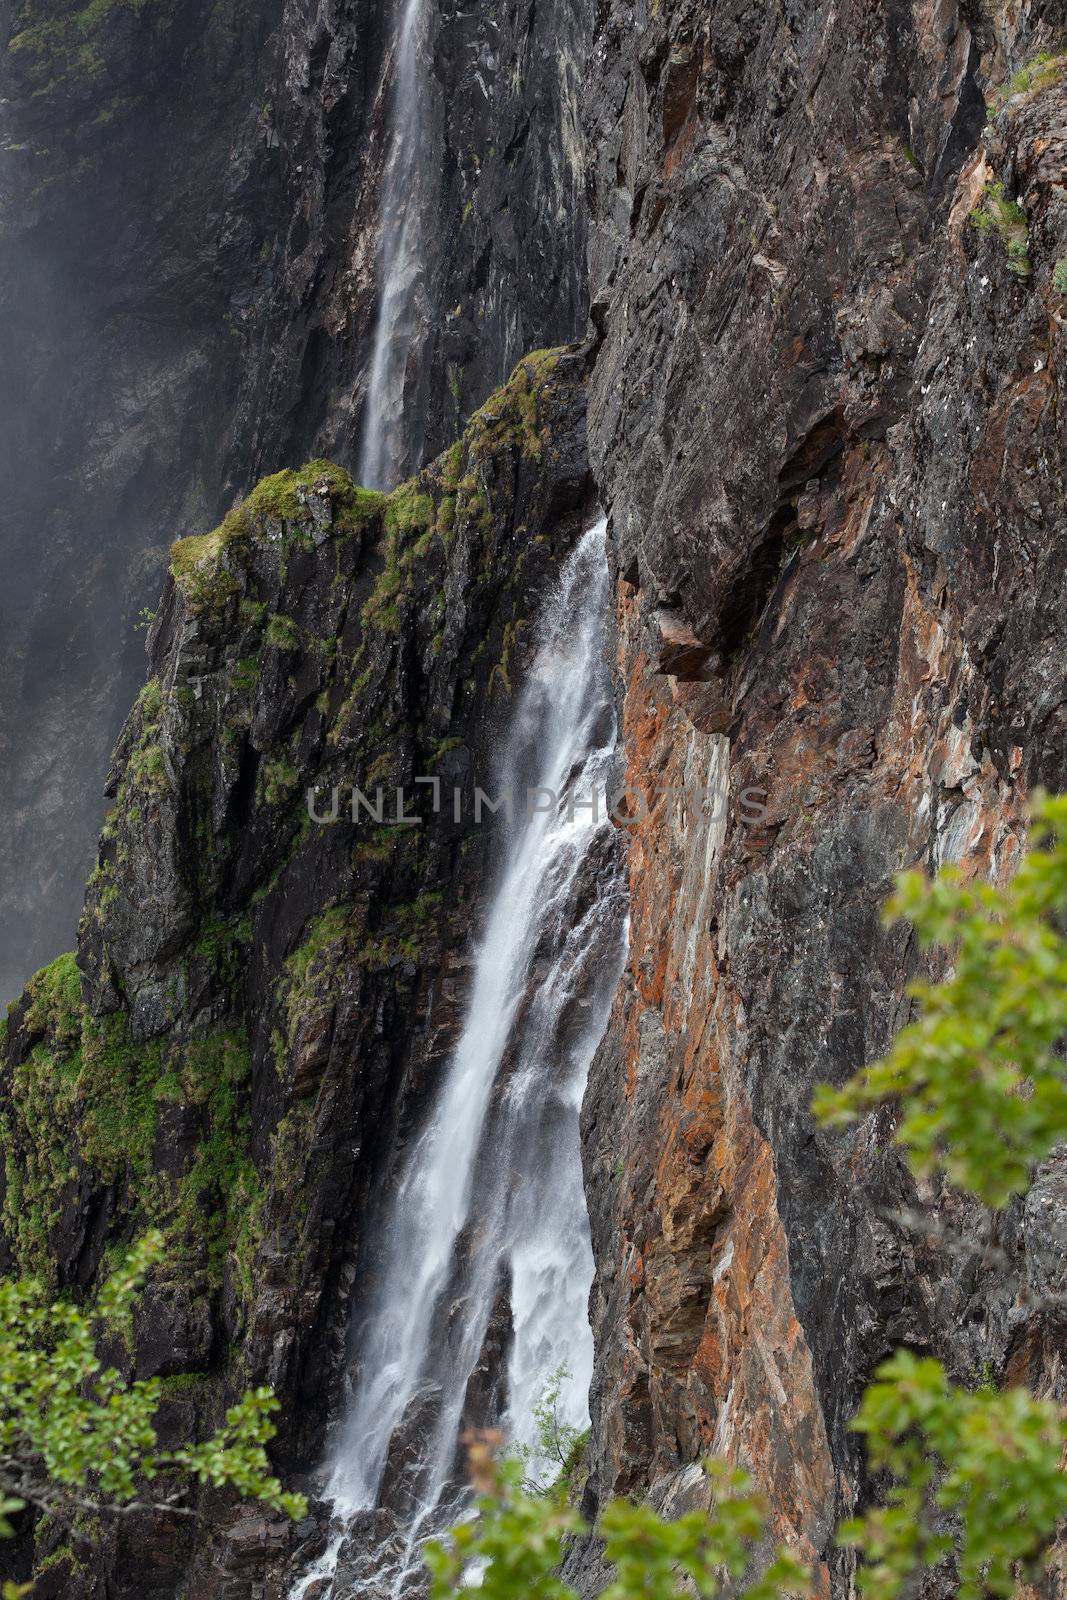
[193, 917, 248, 994]
[101, 677, 173, 816]
[261, 755, 299, 807]
[437, 494, 457, 549]
[278, 906, 361, 1049]
[365, 751, 394, 786]
[279, 893, 434, 1041]
[430, 736, 463, 765]
[1, 953, 260, 1305]
[285, 907, 356, 993]
[328, 659, 376, 746]
[353, 896, 441, 968]
[170, 1032, 257, 1285]
[22, 952, 83, 1043]
[990, 50, 1067, 108]
[128, 742, 168, 794]
[384, 481, 435, 541]
[490, 617, 527, 698]
[361, 564, 403, 633]
[466, 348, 565, 466]
[970, 180, 1031, 277]
[34, 1543, 85, 1580]
[138, 678, 163, 721]
[267, 1100, 315, 1223]
[77, 1015, 163, 1183]
[352, 823, 416, 865]
[233, 654, 261, 695]
[0, 969, 164, 1281]
[170, 460, 383, 617]
[157, 1371, 209, 1394]
[265, 612, 300, 652]
[231, 1174, 264, 1315]
[352, 349, 569, 648]
[9, 0, 154, 93]
[359, 478, 439, 634]
[169, 508, 245, 617]
[247, 459, 382, 530]
[401, 892, 442, 926]
[442, 440, 464, 490]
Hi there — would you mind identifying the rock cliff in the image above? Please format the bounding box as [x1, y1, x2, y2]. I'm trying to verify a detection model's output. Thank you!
[575, 0, 1066, 1590]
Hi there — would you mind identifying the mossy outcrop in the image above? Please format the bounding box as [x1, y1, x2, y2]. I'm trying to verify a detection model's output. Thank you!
[0, 349, 590, 1598]
[0, 0, 590, 1017]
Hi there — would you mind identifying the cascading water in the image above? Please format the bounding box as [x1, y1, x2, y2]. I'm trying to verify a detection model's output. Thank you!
[292, 518, 627, 1599]
[358, 0, 429, 492]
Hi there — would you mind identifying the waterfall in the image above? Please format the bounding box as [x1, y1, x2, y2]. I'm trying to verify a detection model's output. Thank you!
[358, 0, 429, 492]
[292, 518, 627, 1598]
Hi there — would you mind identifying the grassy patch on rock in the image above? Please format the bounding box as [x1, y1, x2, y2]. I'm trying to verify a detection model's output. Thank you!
[1, 955, 260, 1302]
[170, 461, 384, 618]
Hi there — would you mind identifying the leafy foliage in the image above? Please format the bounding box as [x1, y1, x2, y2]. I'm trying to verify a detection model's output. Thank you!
[813, 794, 1067, 1207]
[508, 1364, 588, 1499]
[426, 1451, 809, 1600]
[840, 1352, 1067, 1600]
[0, 1232, 305, 1533]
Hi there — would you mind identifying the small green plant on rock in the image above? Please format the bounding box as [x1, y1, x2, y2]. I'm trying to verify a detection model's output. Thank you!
[265, 613, 300, 652]
[990, 51, 1067, 108]
[1053, 258, 1067, 295]
[507, 1364, 587, 1501]
[969, 180, 1031, 277]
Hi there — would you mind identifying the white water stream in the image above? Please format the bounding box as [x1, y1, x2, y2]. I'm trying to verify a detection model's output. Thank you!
[292, 519, 626, 1598]
[357, 0, 428, 491]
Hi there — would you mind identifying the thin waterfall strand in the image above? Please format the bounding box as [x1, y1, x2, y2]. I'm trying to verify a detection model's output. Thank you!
[358, 0, 427, 492]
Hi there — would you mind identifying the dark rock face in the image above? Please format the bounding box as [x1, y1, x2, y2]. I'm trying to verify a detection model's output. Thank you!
[0, 0, 588, 1004]
[576, 0, 1067, 1588]
[0, 352, 591, 1596]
